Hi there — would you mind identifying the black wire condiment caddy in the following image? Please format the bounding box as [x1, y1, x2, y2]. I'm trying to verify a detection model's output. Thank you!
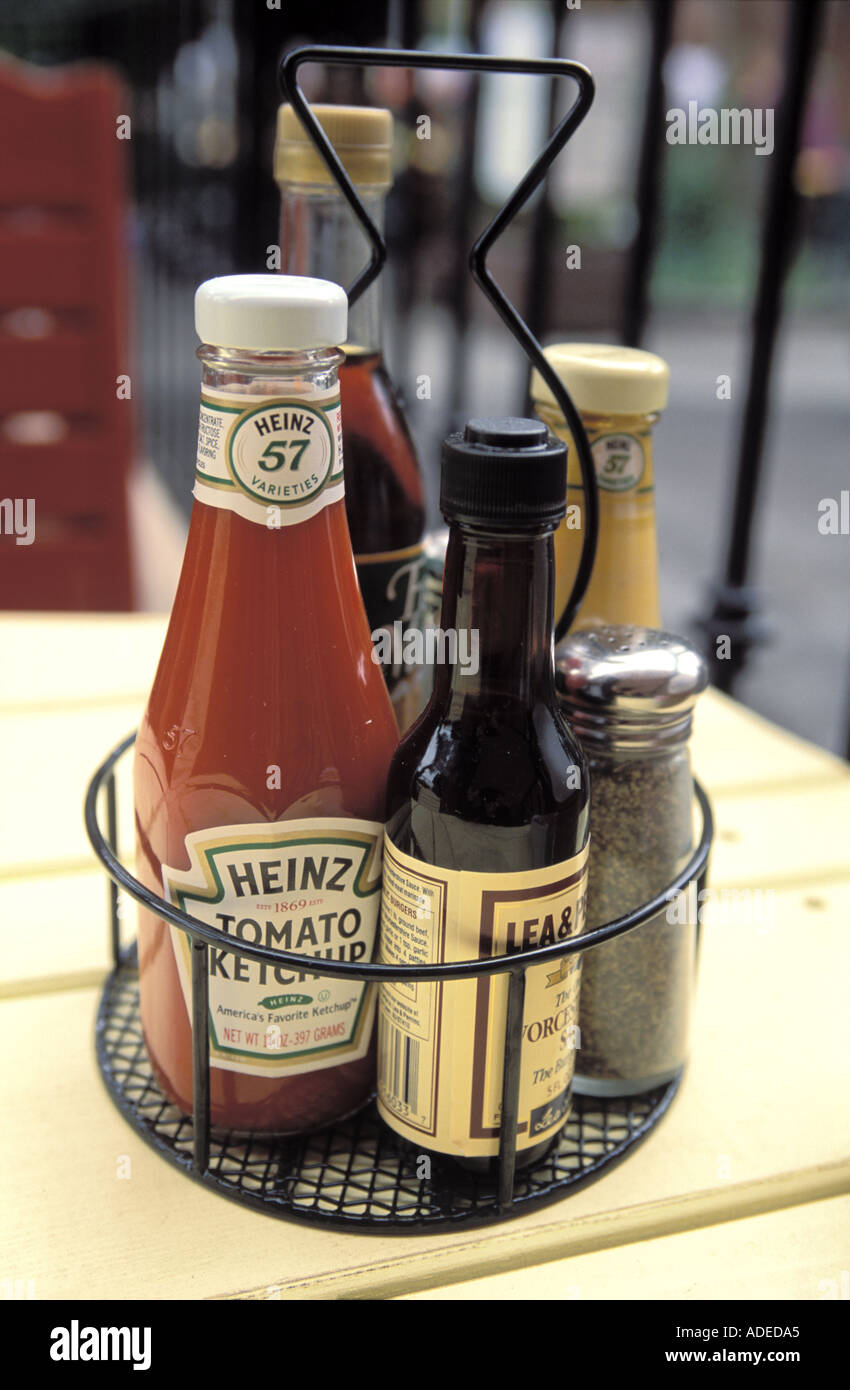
[85, 45, 715, 1232]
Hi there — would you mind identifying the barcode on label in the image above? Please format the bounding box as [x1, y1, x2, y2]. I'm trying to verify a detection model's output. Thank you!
[379, 1024, 420, 1112]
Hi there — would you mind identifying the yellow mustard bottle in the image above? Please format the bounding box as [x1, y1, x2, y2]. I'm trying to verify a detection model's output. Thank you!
[530, 344, 669, 634]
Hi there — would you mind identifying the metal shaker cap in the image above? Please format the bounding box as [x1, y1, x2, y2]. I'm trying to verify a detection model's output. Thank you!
[556, 626, 708, 751]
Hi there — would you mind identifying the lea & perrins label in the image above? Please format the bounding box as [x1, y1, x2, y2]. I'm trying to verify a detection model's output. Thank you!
[377, 839, 589, 1158]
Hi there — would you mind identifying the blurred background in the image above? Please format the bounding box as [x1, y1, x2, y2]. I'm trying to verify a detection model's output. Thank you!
[0, 0, 848, 753]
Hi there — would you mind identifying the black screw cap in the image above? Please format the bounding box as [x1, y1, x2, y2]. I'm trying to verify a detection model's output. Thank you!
[440, 416, 567, 527]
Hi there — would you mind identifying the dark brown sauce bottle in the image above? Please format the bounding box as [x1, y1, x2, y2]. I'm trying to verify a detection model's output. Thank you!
[377, 419, 590, 1174]
[338, 347, 424, 550]
[338, 348, 427, 729]
[276, 104, 427, 729]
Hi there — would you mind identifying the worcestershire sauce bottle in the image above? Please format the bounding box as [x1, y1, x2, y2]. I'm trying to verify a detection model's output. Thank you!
[377, 419, 590, 1170]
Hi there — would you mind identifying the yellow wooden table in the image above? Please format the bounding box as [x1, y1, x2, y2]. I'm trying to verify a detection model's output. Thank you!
[1, 614, 848, 1301]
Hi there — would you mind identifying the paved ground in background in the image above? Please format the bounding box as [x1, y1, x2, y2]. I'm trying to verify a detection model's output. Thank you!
[406, 309, 850, 756]
[650, 318, 850, 759]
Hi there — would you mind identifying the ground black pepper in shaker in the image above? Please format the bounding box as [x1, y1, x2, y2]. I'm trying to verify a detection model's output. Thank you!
[556, 626, 708, 1096]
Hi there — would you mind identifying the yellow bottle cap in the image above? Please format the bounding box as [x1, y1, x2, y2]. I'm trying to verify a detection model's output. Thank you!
[275, 104, 393, 189]
[530, 343, 670, 417]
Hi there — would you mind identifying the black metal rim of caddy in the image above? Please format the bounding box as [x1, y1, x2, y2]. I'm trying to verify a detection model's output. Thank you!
[86, 734, 711, 1233]
[96, 948, 682, 1233]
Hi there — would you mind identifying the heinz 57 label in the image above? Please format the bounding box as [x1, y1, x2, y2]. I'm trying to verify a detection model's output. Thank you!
[194, 388, 344, 527]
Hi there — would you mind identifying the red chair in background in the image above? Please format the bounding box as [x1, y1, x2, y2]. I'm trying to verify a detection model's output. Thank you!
[0, 56, 134, 610]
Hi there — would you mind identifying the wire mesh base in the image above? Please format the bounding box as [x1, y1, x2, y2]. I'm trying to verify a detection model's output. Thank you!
[97, 951, 680, 1232]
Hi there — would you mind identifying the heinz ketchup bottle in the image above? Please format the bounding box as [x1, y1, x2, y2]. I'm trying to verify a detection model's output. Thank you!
[134, 275, 398, 1135]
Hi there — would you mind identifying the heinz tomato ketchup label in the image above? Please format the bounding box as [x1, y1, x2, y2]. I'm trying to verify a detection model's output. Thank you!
[162, 817, 382, 1077]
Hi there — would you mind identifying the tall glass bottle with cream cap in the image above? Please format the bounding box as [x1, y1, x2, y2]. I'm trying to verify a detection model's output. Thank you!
[530, 344, 669, 636]
[276, 104, 426, 729]
[133, 274, 398, 1135]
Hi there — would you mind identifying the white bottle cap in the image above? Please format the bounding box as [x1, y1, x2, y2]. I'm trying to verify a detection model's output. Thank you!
[195, 274, 347, 351]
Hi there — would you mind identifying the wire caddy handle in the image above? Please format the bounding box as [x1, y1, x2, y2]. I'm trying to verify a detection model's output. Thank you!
[85, 47, 715, 1228]
[281, 43, 599, 640]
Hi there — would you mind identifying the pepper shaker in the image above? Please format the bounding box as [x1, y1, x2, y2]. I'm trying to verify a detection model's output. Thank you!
[557, 626, 708, 1096]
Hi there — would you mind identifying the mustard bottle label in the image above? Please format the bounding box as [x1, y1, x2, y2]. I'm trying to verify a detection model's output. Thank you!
[592, 432, 646, 492]
[377, 838, 589, 1158]
[539, 406, 660, 632]
[194, 387, 344, 527]
[162, 817, 382, 1077]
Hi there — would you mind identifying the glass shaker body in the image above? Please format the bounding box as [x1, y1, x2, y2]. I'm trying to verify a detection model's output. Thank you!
[575, 739, 697, 1095]
[557, 626, 707, 1098]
